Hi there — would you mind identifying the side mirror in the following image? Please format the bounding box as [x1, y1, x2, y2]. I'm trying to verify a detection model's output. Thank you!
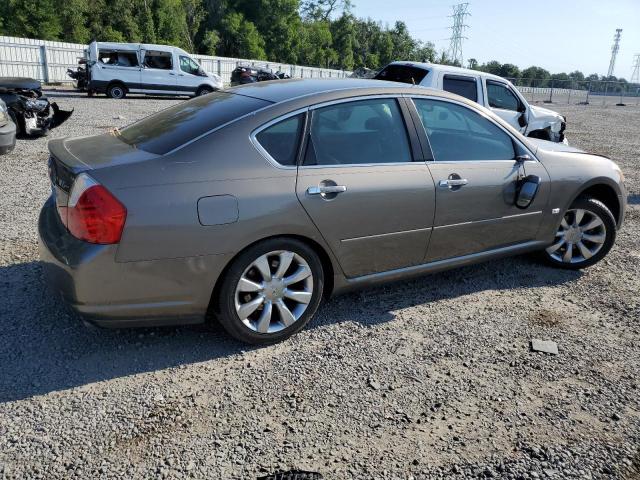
[515, 175, 541, 209]
[518, 112, 528, 128]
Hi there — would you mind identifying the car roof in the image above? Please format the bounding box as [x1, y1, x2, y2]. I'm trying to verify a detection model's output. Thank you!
[91, 41, 188, 55]
[226, 78, 453, 104]
[386, 61, 509, 83]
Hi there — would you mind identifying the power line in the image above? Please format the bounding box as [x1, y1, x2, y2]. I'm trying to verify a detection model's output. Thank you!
[607, 28, 622, 77]
[448, 3, 470, 66]
[631, 54, 640, 84]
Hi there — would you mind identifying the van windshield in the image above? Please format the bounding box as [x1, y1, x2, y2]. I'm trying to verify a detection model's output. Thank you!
[117, 92, 271, 155]
[374, 65, 429, 85]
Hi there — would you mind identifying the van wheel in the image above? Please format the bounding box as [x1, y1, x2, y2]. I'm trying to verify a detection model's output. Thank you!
[107, 84, 127, 99]
[196, 86, 213, 96]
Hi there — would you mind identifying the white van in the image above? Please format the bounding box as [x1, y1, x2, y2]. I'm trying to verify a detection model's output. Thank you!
[86, 41, 224, 99]
[375, 62, 567, 143]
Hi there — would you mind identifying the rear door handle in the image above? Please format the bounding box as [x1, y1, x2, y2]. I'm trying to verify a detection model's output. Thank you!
[307, 185, 347, 195]
[439, 179, 468, 187]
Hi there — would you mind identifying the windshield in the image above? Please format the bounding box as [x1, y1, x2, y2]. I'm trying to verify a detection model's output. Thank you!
[374, 64, 429, 85]
[118, 92, 271, 154]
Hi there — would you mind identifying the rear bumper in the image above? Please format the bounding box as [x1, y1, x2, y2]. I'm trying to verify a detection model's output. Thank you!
[0, 120, 16, 154]
[38, 197, 228, 328]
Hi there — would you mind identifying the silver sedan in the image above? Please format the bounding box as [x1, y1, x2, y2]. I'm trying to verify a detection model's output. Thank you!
[39, 79, 626, 344]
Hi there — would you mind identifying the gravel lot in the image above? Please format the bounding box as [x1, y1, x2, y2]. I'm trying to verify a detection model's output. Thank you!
[0, 92, 638, 479]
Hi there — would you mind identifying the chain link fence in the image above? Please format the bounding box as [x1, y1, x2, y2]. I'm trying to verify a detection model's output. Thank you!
[0, 35, 350, 86]
[510, 78, 640, 106]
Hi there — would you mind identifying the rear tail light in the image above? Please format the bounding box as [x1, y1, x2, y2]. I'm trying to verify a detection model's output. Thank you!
[60, 173, 127, 244]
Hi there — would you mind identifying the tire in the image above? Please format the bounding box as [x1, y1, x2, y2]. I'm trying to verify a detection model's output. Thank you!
[196, 86, 213, 97]
[8, 110, 22, 137]
[107, 83, 126, 99]
[217, 238, 324, 345]
[541, 196, 616, 270]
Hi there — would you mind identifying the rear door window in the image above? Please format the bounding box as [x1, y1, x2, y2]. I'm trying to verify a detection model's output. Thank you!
[255, 114, 304, 166]
[118, 92, 271, 154]
[304, 98, 412, 166]
[374, 65, 429, 85]
[442, 75, 478, 102]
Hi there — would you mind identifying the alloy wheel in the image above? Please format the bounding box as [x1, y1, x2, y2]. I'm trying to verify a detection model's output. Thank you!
[234, 250, 314, 334]
[546, 208, 607, 264]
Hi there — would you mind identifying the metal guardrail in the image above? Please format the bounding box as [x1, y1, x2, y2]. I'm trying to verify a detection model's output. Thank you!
[0, 35, 351, 85]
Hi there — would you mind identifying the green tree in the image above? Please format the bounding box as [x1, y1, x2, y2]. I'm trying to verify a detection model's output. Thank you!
[330, 13, 355, 69]
[218, 11, 265, 58]
[4, 0, 61, 40]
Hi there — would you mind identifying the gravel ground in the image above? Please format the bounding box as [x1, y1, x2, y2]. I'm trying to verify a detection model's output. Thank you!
[0, 92, 638, 479]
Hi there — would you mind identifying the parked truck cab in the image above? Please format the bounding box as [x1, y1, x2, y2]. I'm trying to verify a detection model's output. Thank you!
[375, 62, 567, 144]
[86, 41, 224, 99]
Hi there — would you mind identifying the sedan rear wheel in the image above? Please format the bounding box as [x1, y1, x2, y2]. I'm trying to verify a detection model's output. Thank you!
[217, 238, 324, 344]
[542, 197, 616, 269]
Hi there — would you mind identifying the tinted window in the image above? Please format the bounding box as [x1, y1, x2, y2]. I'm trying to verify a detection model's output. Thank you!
[180, 55, 200, 75]
[443, 75, 478, 101]
[487, 82, 520, 111]
[374, 65, 429, 85]
[414, 98, 515, 161]
[255, 114, 304, 166]
[144, 51, 172, 70]
[118, 92, 270, 155]
[304, 98, 412, 166]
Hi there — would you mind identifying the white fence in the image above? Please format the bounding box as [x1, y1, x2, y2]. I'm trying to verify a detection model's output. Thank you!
[0, 36, 350, 85]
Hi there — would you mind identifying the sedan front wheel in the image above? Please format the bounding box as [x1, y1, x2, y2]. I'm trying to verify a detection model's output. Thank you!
[217, 238, 324, 344]
[542, 197, 616, 269]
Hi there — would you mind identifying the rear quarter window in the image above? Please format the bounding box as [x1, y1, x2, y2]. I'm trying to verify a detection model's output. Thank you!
[374, 65, 429, 85]
[118, 92, 271, 155]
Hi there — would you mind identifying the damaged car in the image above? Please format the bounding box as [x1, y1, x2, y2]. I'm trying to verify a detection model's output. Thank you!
[0, 98, 16, 154]
[0, 77, 73, 137]
[374, 62, 568, 144]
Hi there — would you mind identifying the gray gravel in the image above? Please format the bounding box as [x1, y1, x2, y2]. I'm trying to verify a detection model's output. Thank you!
[0, 92, 639, 479]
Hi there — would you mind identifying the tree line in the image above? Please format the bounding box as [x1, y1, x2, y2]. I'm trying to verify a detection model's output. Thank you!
[1, 0, 636, 88]
[0, 0, 436, 70]
[468, 59, 636, 91]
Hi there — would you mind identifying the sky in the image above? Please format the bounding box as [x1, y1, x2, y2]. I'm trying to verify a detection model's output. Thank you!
[351, 0, 640, 78]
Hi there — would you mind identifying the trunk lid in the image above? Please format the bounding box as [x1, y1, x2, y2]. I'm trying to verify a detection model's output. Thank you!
[48, 134, 158, 216]
[49, 134, 159, 175]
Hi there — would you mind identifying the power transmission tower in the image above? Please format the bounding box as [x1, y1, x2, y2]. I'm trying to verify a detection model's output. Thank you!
[607, 28, 622, 77]
[448, 3, 470, 66]
[631, 54, 640, 84]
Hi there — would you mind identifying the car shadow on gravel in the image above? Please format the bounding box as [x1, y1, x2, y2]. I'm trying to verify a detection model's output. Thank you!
[0, 261, 244, 404]
[0, 255, 581, 403]
[310, 255, 583, 330]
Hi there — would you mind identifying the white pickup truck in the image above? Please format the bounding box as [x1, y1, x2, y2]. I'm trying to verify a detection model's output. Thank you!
[375, 62, 567, 143]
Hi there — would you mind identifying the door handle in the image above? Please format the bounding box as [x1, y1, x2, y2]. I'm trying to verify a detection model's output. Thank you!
[307, 185, 347, 195]
[439, 179, 468, 187]
[169, 72, 176, 75]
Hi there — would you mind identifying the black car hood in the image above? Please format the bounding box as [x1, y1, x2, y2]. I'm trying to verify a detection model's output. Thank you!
[0, 77, 41, 90]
